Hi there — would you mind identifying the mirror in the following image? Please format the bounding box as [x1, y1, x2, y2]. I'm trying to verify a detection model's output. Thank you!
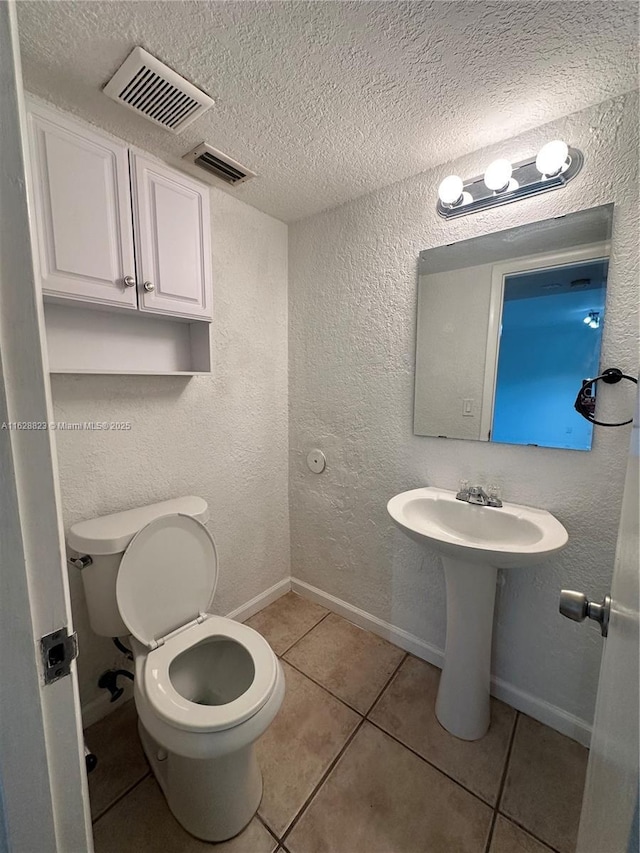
[414, 205, 613, 451]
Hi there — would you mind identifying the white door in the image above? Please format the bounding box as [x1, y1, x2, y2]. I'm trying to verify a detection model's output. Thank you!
[0, 5, 93, 851]
[574, 384, 639, 853]
[131, 153, 213, 320]
[27, 102, 137, 309]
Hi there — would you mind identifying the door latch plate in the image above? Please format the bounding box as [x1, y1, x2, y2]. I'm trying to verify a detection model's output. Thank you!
[40, 627, 78, 685]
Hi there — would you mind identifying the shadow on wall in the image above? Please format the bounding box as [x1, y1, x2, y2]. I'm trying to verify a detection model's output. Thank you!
[50, 374, 192, 406]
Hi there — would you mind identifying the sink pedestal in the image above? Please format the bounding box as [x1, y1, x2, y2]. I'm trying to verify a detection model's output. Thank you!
[387, 486, 569, 741]
[435, 557, 497, 741]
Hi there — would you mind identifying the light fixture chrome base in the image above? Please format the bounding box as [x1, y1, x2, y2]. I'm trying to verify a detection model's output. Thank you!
[436, 147, 583, 219]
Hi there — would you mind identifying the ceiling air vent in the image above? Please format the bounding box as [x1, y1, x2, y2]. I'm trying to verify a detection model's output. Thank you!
[182, 143, 257, 186]
[104, 46, 214, 133]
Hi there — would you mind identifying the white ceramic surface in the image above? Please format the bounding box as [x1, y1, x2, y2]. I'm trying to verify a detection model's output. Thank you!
[78, 498, 285, 840]
[387, 486, 569, 740]
[386, 486, 568, 568]
[116, 513, 219, 648]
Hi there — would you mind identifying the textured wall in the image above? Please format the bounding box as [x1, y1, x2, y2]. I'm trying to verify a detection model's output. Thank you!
[51, 182, 289, 710]
[289, 92, 639, 728]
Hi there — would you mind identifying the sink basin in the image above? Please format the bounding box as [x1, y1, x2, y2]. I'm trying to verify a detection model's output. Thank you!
[387, 486, 568, 740]
[387, 486, 568, 568]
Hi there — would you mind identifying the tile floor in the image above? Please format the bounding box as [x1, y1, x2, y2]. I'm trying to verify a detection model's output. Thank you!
[85, 592, 588, 853]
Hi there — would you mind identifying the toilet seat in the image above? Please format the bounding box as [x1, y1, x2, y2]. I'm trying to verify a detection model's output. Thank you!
[116, 513, 219, 649]
[116, 513, 278, 733]
[142, 615, 278, 733]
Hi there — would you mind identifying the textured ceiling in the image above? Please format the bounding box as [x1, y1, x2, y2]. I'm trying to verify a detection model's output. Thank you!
[16, 1, 638, 223]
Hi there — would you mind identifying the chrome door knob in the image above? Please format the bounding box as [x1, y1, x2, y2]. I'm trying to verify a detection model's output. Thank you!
[143, 281, 155, 292]
[123, 275, 136, 288]
[559, 589, 611, 637]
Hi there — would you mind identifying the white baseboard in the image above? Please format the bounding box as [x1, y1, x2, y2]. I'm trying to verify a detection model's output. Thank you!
[490, 678, 592, 747]
[81, 578, 291, 728]
[290, 577, 446, 666]
[226, 577, 291, 622]
[291, 577, 592, 747]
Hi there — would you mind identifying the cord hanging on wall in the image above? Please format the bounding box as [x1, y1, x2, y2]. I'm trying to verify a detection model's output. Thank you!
[574, 368, 638, 427]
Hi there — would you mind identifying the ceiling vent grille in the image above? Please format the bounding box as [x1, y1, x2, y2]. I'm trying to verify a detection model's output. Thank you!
[182, 143, 257, 186]
[104, 46, 214, 133]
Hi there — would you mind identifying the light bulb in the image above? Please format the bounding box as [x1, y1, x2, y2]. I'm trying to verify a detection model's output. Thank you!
[536, 140, 569, 177]
[484, 159, 513, 192]
[438, 175, 464, 206]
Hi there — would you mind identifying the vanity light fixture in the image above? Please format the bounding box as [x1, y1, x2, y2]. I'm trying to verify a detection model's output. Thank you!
[436, 140, 583, 219]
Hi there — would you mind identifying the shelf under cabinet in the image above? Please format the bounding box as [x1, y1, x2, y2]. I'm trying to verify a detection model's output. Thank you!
[44, 302, 212, 375]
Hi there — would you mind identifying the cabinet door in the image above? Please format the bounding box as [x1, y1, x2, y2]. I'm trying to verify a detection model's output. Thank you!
[131, 154, 213, 320]
[27, 104, 137, 309]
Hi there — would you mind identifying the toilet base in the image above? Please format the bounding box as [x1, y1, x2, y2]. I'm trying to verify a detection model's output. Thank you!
[138, 721, 263, 842]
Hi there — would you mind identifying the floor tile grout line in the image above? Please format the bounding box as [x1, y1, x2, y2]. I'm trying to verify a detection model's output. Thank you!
[364, 652, 408, 719]
[365, 717, 497, 811]
[484, 812, 497, 853]
[281, 658, 366, 717]
[91, 768, 151, 825]
[256, 811, 282, 848]
[495, 811, 563, 853]
[484, 710, 520, 853]
[495, 710, 520, 812]
[277, 610, 332, 658]
[279, 717, 367, 846]
[282, 645, 407, 719]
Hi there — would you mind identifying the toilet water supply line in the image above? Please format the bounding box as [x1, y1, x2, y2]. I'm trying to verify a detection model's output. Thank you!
[113, 636, 133, 661]
[98, 668, 134, 702]
[95, 638, 135, 702]
[85, 639, 135, 774]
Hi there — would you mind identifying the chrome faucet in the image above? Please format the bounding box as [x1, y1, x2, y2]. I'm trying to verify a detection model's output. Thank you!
[467, 485, 491, 506]
[456, 483, 503, 508]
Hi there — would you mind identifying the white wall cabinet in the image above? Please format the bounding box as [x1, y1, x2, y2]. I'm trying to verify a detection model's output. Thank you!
[131, 154, 212, 320]
[26, 101, 213, 375]
[27, 105, 137, 309]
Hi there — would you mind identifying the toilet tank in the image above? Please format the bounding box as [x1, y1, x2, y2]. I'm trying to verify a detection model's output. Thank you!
[68, 496, 209, 638]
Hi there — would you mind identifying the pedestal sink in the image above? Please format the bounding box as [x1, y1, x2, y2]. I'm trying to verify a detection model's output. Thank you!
[387, 486, 568, 740]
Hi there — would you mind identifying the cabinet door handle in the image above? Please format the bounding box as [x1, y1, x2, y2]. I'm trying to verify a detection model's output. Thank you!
[143, 281, 155, 292]
[123, 275, 136, 288]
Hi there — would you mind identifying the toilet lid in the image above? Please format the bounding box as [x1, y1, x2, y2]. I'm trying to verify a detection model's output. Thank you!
[116, 514, 218, 648]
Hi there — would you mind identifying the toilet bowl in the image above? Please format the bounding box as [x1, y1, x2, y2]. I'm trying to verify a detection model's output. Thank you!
[69, 498, 285, 842]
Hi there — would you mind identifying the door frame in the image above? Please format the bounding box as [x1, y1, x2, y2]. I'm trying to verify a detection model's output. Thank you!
[0, 3, 92, 850]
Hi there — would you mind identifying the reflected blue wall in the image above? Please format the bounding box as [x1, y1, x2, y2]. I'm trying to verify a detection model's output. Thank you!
[492, 266, 607, 450]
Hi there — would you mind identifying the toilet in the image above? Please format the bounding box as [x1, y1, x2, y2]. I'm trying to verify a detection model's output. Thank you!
[68, 496, 285, 842]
